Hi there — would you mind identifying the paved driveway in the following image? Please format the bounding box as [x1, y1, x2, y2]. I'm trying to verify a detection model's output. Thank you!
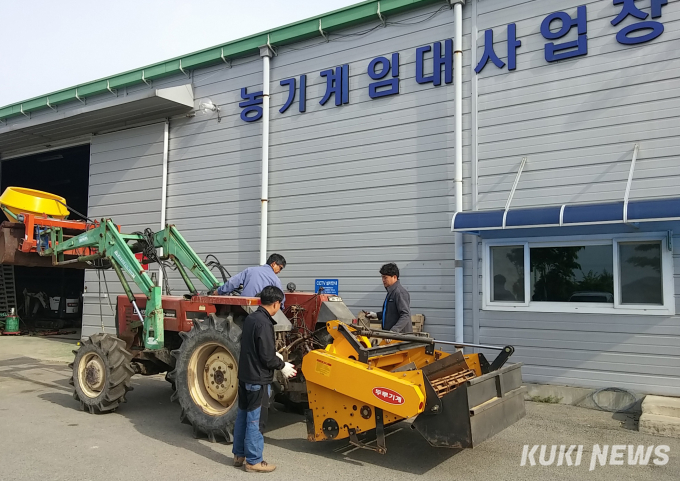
[0, 336, 678, 481]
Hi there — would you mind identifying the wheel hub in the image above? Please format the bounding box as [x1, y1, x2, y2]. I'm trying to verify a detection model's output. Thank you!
[188, 342, 238, 416]
[204, 352, 234, 401]
[78, 353, 106, 398]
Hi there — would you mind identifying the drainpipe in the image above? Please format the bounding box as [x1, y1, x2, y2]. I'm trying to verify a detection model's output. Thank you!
[452, 0, 465, 344]
[259, 46, 274, 265]
[158, 118, 169, 292]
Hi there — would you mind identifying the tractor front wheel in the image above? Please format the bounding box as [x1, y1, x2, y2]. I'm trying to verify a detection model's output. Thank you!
[168, 314, 242, 443]
[69, 333, 134, 413]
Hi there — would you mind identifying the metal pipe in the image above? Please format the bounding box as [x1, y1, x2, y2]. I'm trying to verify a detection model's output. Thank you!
[357, 329, 433, 345]
[158, 119, 170, 291]
[260, 47, 273, 265]
[452, 0, 465, 344]
[131, 300, 144, 324]
[623, 143, 640, 223]
[171, 255, 197, 295]
[111, 259, 142, 324]
[54, 252, 101, 266]
[1, 206, 19, 221]
[356, 328, 505, 351]
[278, 335, 306, 354]
[76, 253, 104, 263]
[434, 340, 506, 351]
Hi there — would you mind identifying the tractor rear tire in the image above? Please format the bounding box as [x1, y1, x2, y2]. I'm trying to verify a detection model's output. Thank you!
[69, 333, 134, 414]
[168, 314, 242, 443]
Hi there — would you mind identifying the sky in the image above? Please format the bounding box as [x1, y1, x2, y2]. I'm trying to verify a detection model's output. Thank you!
[0, 0, 360, 107]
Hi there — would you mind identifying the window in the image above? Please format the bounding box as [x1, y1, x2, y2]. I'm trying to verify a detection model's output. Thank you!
[490, 245, 525, 302]
[619, 241, 663, 305]
[484, 234, 674, 315]
[530, 245, 613, 303]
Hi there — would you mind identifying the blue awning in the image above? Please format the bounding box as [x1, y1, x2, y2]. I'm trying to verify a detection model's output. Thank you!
[452, 198, 680, 232]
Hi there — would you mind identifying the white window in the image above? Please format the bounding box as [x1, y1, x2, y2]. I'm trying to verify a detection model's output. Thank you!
[483, 233, 674, 315]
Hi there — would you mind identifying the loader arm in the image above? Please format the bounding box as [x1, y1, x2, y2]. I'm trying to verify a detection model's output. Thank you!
[51, 220, 163, 349]
[49, 220, 222, 350]
[152, 225, 221, 295]
[0, 188, 223, 350]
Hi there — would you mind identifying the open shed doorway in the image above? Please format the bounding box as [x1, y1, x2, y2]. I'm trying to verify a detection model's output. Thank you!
[1, 145, 90, 331]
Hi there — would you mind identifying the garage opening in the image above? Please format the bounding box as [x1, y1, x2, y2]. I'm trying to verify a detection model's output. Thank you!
[1, 145, 90, 332]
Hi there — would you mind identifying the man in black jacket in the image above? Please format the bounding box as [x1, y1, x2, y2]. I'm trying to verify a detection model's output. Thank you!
[232, 286, 296, 473]
[365, 263, 412, 333]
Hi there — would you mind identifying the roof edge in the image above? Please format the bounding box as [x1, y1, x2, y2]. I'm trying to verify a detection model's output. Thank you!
[0, 0, 445, 121]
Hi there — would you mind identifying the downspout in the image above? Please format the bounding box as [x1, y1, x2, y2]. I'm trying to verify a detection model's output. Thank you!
[452, 0, 465, 344]
[259, 46, 274, 265]
[158, 118, 169, 292]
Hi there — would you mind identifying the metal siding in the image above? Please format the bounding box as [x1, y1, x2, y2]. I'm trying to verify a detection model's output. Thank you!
[164, 56, 264, 273]
[473, 0, 680, 395]
[81, 123, 165, 338]
[475, 0, 680, 209]
[265, 5, 472, 338]
[159, 4, 471, 338]
[69, 0, 680, 396]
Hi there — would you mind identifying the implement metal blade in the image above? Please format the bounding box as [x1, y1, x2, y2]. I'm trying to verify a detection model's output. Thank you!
[413, 363, 526, 449]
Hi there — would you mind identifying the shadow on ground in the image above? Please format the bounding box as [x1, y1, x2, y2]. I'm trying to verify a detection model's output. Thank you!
[31, 368, 457, 474]
[0, 357, 73, 391]
[38, 376, 233, 465]
[613, 411, 640, 431]
[264, 420, 459, 474]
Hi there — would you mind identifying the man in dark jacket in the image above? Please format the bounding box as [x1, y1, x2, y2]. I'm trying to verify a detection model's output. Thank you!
[232, 286, 296, 473]
[366, 263, 412, 333]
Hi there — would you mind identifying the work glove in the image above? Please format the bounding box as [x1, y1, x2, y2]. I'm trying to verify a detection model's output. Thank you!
[364, 311, 378, 320]
[275, 352, 284, 361]
[281, 362, 297, 378]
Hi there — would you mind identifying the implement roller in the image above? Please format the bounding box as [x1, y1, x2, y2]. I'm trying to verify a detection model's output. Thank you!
[303, 321, 526, 453]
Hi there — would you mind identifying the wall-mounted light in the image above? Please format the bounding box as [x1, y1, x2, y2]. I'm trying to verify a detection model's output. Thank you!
[196, 99, 221, 123]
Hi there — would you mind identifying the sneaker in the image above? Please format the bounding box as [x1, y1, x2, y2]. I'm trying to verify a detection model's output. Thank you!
[245, 461, 276, 473]
[234, 456, 245, 467]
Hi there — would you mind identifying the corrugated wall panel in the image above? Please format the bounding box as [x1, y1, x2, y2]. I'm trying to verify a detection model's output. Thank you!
[474, 0, 680, 395]
[164, 55, 263, 275]
[82, 123, 165, 338]
[476, 0, 680, 209]
[70, 0, 680, 397]
[262, 5, 471, 336]
[156, 4, 471, 339]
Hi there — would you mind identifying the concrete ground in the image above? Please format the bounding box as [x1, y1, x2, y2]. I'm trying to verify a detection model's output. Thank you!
[1, 335, 679, 481]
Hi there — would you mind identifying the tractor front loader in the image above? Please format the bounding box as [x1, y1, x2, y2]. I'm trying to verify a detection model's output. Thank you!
[0, 187, 526, 452]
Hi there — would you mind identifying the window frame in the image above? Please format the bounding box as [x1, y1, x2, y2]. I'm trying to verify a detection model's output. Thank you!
[482, 232, 675, 316]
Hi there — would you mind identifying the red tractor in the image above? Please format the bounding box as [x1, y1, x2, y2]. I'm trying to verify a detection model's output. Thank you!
[73, 290, 355, 442]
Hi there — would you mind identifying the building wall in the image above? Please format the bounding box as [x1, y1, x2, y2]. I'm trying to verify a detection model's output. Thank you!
[475, 0, 680, 208]
[22, 0, 680, 395]
[472, 0, 680, 395]
[265, 5, 472, 341]
[82, 123, 165, 337]
[157, 4, 473, 342]
[164, 56, 264, 283]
